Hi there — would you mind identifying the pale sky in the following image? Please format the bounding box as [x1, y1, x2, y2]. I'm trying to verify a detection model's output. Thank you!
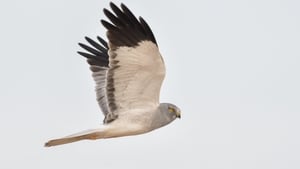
[1, 0, 300, 169]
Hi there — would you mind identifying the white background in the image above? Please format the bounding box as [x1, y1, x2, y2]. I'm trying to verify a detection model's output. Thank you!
[1, 0, 300, 168]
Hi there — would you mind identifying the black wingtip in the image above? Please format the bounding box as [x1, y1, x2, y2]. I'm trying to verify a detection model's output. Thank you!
[101, 19, 117, 30]
[84, 36, 90, 41]
[77, 51, 92, 58]
[97, 36, 108, 48]
[120, 3, 128, 11]
[139, 16, 157, 44]
[78, 42, 84, 47]
[101, 2, 158, 47]
[77, 51, 85, 56]
[109, 1, 114, 6]
[103, 8, 109, 15]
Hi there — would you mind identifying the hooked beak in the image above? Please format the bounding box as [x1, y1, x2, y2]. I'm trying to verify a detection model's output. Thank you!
[176, 111, 181, 119]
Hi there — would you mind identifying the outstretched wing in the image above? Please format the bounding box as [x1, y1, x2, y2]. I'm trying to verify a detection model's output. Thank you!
[78, 2, 165, 123]
[103, 3, 165, 114]
[77, 36, 111, 119]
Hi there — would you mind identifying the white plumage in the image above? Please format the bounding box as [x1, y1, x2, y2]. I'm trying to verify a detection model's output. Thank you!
[45, 2, 180, 147]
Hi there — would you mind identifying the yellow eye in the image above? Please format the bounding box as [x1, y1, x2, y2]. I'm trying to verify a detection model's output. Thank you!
[168, 107, 175, 113]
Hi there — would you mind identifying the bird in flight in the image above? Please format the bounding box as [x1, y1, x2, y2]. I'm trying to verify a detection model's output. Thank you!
[45, 2, 181, 147]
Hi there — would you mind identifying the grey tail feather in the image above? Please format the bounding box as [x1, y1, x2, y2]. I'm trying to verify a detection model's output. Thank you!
[44, 128, 105, 147]
[44, 135, 88, 147]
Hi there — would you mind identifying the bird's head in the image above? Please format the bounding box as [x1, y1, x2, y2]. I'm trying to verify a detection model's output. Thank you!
[161, 103, 181, 120]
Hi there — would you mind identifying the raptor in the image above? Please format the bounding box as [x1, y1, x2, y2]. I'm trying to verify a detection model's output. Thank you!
[45, 2, 181, 147]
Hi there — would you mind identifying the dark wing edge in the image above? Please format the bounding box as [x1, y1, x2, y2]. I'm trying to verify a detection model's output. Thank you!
[77, 2, 159, 124]
[101, 2, 157, 49]
[100, 2, 160, 117]
[78, 36, 116, 123]
[78, 36, 109, 68]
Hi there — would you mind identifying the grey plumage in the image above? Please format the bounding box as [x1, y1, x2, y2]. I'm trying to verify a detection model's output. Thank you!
[45, 2, 180, 147]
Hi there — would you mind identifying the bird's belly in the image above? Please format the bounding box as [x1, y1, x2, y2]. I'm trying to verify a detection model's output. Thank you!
[103, 119, 151, 138]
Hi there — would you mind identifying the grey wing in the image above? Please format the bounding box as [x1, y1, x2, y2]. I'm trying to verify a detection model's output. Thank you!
[78, 2, 165, 124]
[101, 3, 165, 114]
[77, 36, 115, 122]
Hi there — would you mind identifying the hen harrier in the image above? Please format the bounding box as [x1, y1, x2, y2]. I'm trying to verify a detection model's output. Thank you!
[45, 2, 181, 147]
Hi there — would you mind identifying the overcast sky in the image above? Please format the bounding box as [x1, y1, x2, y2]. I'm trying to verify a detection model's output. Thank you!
[1, 0, 300, 169]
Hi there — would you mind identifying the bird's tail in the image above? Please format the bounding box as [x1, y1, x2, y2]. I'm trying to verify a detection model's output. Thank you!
[44, 128, 105, 147]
